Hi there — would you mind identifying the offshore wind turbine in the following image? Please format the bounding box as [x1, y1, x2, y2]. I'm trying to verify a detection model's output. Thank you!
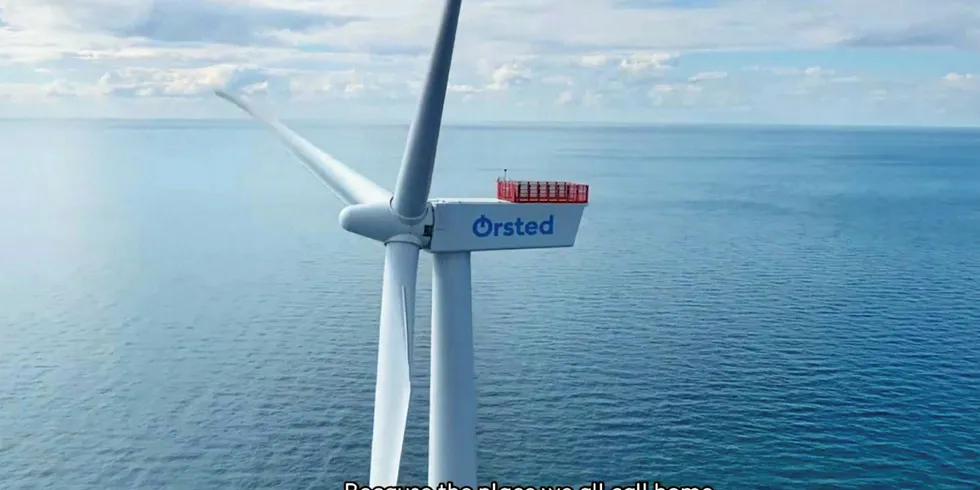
[215, 0, 588, 485]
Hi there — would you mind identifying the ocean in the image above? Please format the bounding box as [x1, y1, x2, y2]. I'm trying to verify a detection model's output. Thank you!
[1, 120, 978, 489]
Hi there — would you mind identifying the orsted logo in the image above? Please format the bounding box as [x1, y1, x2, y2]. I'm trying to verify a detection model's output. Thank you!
[472, 214, 555, 238]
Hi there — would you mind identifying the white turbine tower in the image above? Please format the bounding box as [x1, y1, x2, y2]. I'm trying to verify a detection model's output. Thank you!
[215, 0, 588, 485]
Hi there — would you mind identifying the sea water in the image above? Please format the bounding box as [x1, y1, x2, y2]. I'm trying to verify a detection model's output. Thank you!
[1, 120, 978, 488]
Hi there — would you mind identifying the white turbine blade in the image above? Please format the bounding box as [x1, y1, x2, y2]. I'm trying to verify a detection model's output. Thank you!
[370, 240, 419, 486]
[390, 0, 463, 219]
[215, 90, 390, 206]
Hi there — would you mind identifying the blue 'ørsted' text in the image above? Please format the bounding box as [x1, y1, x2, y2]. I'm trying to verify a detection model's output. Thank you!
[472, 214, 555, 238]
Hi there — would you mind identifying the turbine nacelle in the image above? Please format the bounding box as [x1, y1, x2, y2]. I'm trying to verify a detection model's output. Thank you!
[339, 198, 586, 253]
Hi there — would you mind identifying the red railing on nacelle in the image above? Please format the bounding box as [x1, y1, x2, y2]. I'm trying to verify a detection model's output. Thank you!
[496, 179, 589, 204]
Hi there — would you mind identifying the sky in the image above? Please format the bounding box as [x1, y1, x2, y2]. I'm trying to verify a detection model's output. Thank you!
[0, 0, 978, 125]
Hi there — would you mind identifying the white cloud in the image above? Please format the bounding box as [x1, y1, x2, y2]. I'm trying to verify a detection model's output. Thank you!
[92, 64, 290, 97]
[689, 71, 728, 82]
[619, 52, 677, 73]
[941, 72, 979, 94]
[344, 81, 365, 95]
[747, 66, 838, 78]
[0, 80, 103, 100]
[652, 83, 703, 94]
[449, 84, 480, 93]
[0, 0, 154, 31]
[3, 0, 979, 61]
[556, 90, 574, 105]
[578, 55, 610, 67]
[486, 63, 528, 91]
[0, 0, 978, 124]
[943, 72, 976, 83]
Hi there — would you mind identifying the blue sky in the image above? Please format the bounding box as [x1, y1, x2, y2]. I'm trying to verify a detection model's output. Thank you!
[0, 0, 978, 125]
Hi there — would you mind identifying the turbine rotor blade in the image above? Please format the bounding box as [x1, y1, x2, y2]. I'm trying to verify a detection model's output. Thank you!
[391, 0, 463, 220]
[370, 240, 419, 485]
[215, 90, 390, 206]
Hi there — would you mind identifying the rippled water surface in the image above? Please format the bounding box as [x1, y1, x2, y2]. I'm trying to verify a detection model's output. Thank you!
[1, 121, 979, 489]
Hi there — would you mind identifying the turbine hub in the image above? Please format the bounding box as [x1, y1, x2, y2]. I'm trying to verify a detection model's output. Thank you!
[339, 201, 433, 247]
